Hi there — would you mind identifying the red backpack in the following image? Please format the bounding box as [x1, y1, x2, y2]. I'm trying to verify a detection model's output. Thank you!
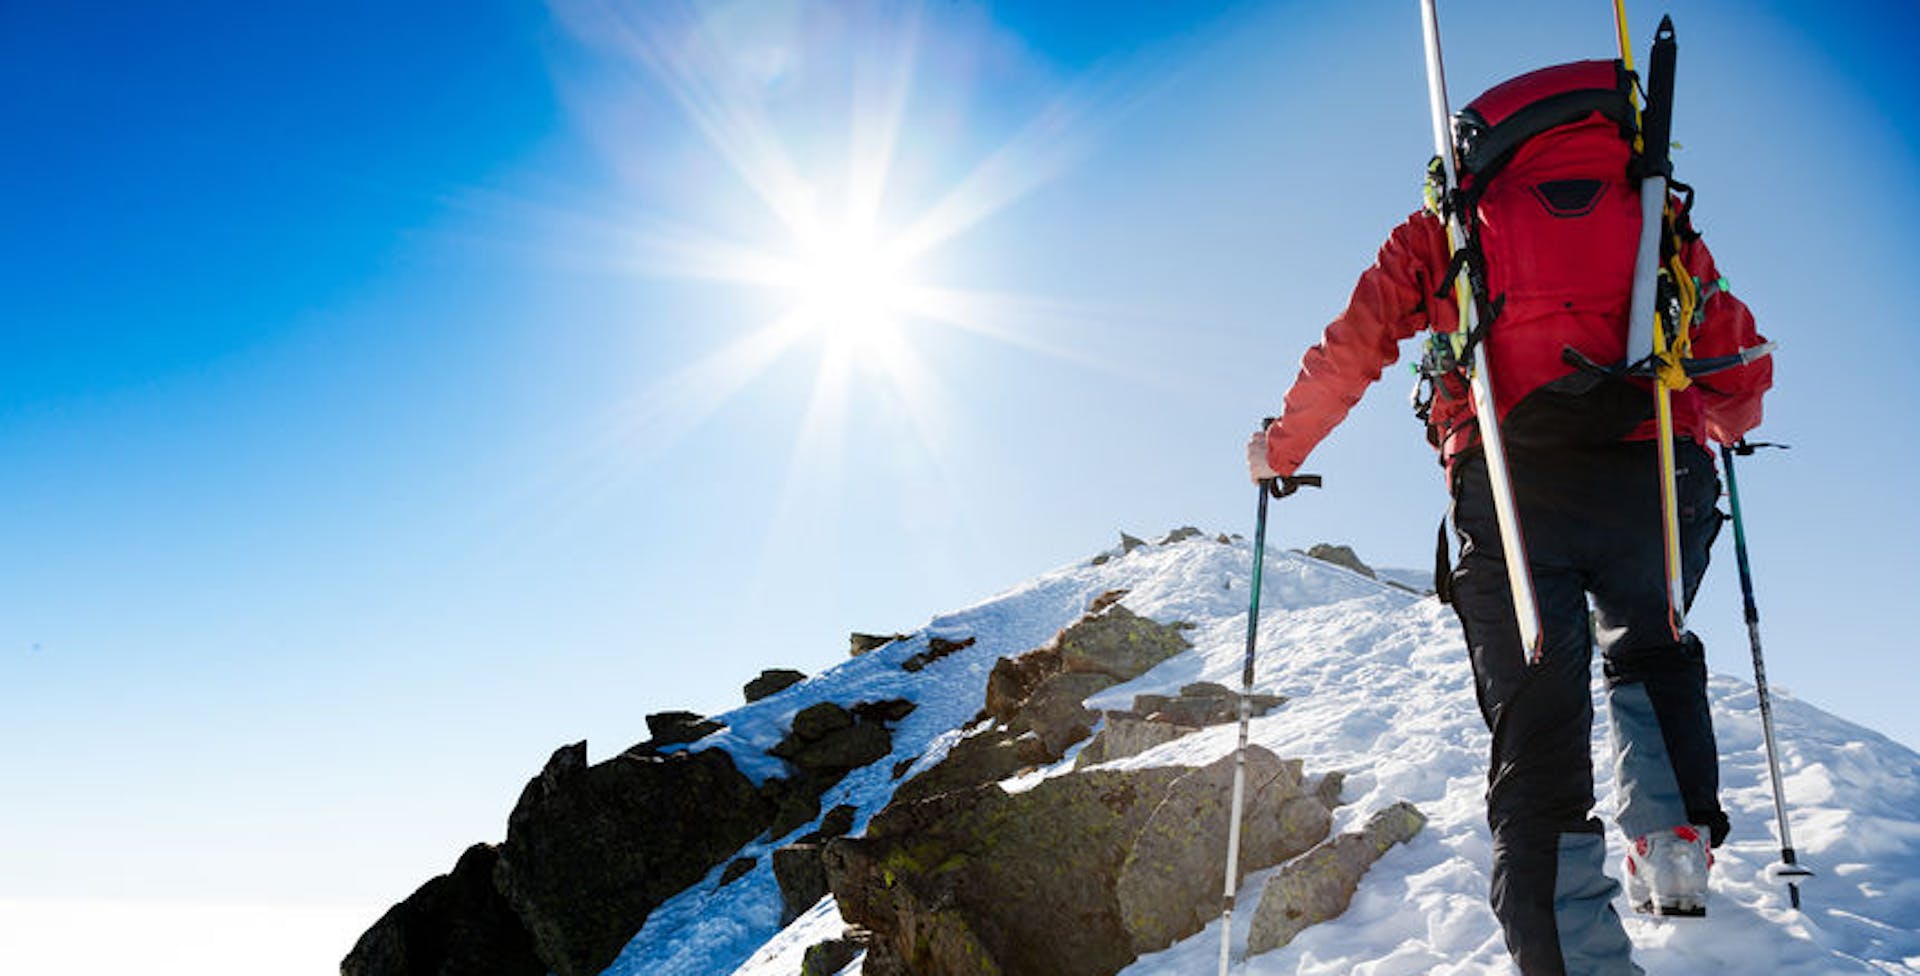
[1418, 60, 1657, 449]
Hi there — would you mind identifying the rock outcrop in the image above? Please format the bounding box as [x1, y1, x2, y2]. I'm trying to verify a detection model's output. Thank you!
[1074, 714, 1192, 768]
[901, 635, 975, 672]
[828, 765, 1190, 976]
[349, 532, 1433, 976]
[342, 843, 543, 976]
[744, 668, 808, 703]
[849, 632, 911, 656]
[1112, 750, 1332, 955]
[887, 723, 1030, 807]
[1134, 681, 1285, 727]
[825, 747, 1332, 976]
[897, 598, 1191, 806]
[764, 701, 899, 838]
[852, 699, 917, 724]
[1076, 682, 1287, 768]
[1090, 532, 1150, 565]
[1055, 604, 1192, 681]
[1247, 801, 1428, 956]
[774, 842, 832, 924]
[806, 803, 858, 844]
[719, 856, 757, 886]
[493, 742, 772, 976]
[813, 588, 1422, 976]
[801, 936, 863, 976]
[345, 689, 907, 976]
[642, 710, 723, 747]
[1304, 542, 1376, 579]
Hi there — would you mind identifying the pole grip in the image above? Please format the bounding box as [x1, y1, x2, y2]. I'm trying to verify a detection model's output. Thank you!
[1269, 474, 1322, 499]
[1256, 417, 1323, 498]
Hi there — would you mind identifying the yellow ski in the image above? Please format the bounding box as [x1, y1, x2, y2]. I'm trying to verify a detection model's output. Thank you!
[1614, 2, 1688, 637]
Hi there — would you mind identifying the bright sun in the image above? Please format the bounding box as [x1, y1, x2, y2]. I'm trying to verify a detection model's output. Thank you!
[586, 0, 1117, 500]
[789, 218, 915, 361]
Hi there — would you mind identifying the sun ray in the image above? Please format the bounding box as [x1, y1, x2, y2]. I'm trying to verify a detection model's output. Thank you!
[597, 311, 813, 461]
[888, 96, 1094, 265]
[525, 0, 1238, 553]
[896, 284, 1210, 395]
[845, 3, 922, 231]
[753, 341, 856, 601]
[885, 48, 1180, 267]
[560, 0, 817, 234]
[427, 182, 809, 292]
[615, 215, 803, 287]
[752, 314, 982, 608]
[493, 311, 815, 542]
[860, 322, 963, 478]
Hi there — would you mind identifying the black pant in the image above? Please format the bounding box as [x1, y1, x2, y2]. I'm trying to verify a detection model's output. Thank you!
[1449, 439, 1727, 975]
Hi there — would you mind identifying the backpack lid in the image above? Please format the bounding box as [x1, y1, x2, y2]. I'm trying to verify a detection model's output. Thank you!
[1456, 60, 1635, 181]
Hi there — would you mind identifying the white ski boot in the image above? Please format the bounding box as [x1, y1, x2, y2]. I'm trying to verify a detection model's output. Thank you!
[1625, 825, 1712, 917]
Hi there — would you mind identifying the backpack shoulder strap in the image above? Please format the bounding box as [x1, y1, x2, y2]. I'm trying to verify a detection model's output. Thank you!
[1455, 60, 1637, 198]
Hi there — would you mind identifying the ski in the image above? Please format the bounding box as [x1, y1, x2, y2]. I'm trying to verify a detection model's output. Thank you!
[1418, 0, 1544, 663]
[1613, 5, 1688, 638]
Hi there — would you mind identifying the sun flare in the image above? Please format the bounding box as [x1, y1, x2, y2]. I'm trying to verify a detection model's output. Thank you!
[788, 218, 915, 361]
[564, 0, 1136, 533]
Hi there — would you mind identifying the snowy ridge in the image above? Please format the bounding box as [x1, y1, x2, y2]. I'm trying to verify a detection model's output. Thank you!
[611, 534, 1920, 976]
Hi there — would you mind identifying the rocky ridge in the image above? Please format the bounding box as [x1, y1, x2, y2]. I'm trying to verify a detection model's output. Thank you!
[342, 532, 1425, 976]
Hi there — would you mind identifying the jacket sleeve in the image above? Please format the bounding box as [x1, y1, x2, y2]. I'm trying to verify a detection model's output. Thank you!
[1680, 235, 1772, 446]
[1264, 212, 1448, 476]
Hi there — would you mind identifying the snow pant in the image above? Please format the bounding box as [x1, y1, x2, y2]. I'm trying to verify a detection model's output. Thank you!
[1447, 438, 1729, 976]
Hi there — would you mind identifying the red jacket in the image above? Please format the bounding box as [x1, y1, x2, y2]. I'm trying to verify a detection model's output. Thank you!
[1263, 209, 1771, 477]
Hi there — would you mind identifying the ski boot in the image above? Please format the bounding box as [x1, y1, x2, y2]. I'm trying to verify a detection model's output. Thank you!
[1625, 825, 1712, 917]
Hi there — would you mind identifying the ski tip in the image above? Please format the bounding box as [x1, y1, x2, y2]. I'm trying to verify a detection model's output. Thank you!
[1656, 14, 1675, 39]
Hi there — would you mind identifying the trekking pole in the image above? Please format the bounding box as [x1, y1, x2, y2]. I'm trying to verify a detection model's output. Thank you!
[1220, 423, 1319, 975]
[1721, 439, 1814, 908]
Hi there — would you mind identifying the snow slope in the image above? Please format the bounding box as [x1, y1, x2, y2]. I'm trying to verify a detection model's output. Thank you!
[610, 533, 1920, 976]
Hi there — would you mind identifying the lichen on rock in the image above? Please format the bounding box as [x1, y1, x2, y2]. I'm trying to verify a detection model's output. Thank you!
[1246, 800, 1427, 956]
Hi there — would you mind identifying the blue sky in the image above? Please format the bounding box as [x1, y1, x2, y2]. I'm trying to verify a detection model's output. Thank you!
[3, 0, 1917, 954]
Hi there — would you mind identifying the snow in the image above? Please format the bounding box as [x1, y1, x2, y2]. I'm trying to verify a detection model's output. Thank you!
[603, 533, 1920, 976]
[1371, 565, 1436, 596]
[723, 896, 851, 975]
